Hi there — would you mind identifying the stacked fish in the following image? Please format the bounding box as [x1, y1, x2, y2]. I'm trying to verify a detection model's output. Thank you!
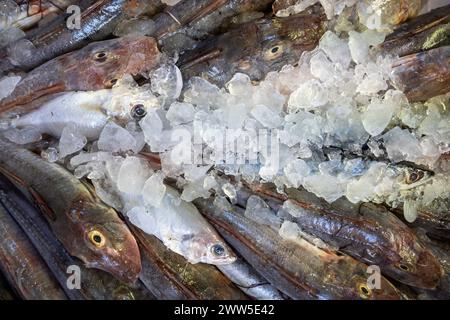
[0, 0, 448, 300]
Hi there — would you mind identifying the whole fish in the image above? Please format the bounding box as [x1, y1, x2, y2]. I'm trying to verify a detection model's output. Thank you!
[0, 0, 163, 73]
[0, 36, 161, 116]
[0, 139, 141, 283]
[0, 174, 155, 300]
[217, 257, 284, 300]
[195, 197, 402, 300]
[177, 13, 326, 86]
[380, 3, 450, 57]
[391, 45, 450, 103]
[3, 81, 157, 140]
[129, 222, 247, 300]
[0, 200, 67, 300]
[241, 182, 443, 290]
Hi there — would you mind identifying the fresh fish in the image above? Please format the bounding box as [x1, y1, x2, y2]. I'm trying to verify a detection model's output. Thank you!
[391, 45, 450, 103]
[158, 0, 274, 52]
[0, 174, 155, 300]
[0, 139, 141, 283]
[380, 3, 450, 57]
[4, 81, 157, 140]
[196, 197, 402, 300]
[414, 229, 450, 298]
[127, 185, 236, 265]
[129, 222, 247, 300]
[217, 257, 284, 300]
[0, 198, 67, 300]
[241, 182, 443, 290]
[389, 199, 450, 241]
[152, 0, 230, 39]
[0, 0, 163, 73]
[0, 36, 161, 116]
[177, 13, 326, 86]
[0, 270, 16, 300]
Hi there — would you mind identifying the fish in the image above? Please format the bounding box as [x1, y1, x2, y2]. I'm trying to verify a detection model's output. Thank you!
[158, 0, 274, 52]
[0, 174, 155, 300]
[195, 196, 402, 300]
[379, 3, 450, 57]
[0, 138, 142, 283]
[177, 12, 326, 86]
[240, 181, 444, 290]
[389, 198, 450, 242]
[3, 80, 158, 140]
[126, 185, 237, 266]
[0, 36, 161, 116]
[391, 45, 450, 103]
[0, 197, 67, 300]
[129, 222, 248, 300]
[217, 257, 284, 300]
[0, 0, 163, 73]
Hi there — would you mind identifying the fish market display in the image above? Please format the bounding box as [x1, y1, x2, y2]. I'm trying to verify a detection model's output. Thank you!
[0, 0, 449, 301]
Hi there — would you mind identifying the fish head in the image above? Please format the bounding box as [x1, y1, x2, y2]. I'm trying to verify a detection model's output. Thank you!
[395, 166, 434, 190]
[71, 201, 141, 283]
[385, 239, 444, 289]
[64, 36, 161, 91]
[228, 14, 326, 80]
[180, 231, 236, 265]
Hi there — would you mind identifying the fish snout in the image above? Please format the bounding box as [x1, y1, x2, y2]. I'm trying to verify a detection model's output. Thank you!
[412, 249, 444, 289]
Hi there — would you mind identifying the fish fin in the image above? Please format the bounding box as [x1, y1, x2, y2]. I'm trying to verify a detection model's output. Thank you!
[178, 49, 222, 70]
[28, 186, 57, 221]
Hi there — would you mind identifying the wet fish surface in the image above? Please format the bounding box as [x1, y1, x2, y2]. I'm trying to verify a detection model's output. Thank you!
[0, 36, 161, 116]
[0, 138, 142, 283]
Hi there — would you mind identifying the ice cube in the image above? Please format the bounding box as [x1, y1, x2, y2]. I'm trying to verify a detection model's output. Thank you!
[113, 18, 155, 37]
[117, 156, 152, 195]
[383, 127, 422, 163]
[226, 73, 253, 96]
[403, 199, 418, 223]
[0, 27, 24, 48]
[288, 79, 328, 112]
[98, 122, 137, 153]
[283, 159, 311, 188]
[4, 126, 41, 145]
[166, 102, 195, 125]
[149, 63, 183, 101]
[251, 105, 283, 128]
[142, 171, 166, 207]
[222, 183, 237, 203]
[58, 124, 87, 158]
[361, 97, 393, 136]
[319, 31, 351, 69]
[41, 147, 59, 163]
[0, 75, 21, 100]
[310, 50, 335, 81]
[303, 173, 345, 203]
[245, 195, 282, 229]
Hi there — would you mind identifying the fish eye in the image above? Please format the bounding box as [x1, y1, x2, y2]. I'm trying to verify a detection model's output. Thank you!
[88, 230, 106, 248]
[94, 51, 108, 62]
[131, 104, 147, 120]
[358, 283, 372, 299]
[406, 171, 424, 184]
[211, 244, 225, 257]
[264, 44, 284, 61]
[398, 264, 410, 271]
[106, 78, 118, 88]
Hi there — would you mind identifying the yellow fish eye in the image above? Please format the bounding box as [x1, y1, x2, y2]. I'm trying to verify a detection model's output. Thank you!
[88, 230, 106, 248]
[358, 283, 372, 299]
[264, 44, 284, 61]
[405, 170, 424, 184]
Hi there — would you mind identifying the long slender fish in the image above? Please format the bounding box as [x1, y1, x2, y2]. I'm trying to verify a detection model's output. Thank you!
[241, 182, 443, 290]
[195, 197, 402, 300]
[391, 45, 450, 103]
[0, 174, 155, 300]
[379, 4, 450, 57]
[0, 200, 67, 300]
[0, 36, 161, 116]
[0, 139, 141, 283]
[0, 0, 163, 73]
[129, 222, 248, 300]
[177, 12, 326, 86]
